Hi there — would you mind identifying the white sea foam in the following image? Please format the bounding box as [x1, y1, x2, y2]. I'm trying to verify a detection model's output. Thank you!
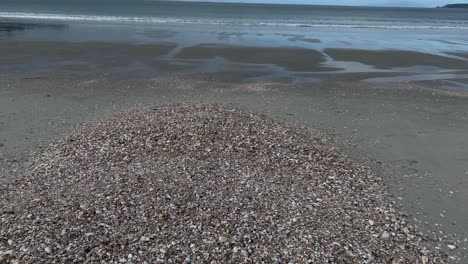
[1, 12, 468, 30]
[0, 12, 170, 23]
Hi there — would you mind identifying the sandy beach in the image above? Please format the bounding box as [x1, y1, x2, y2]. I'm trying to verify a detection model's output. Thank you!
[2, 5, 468, 261]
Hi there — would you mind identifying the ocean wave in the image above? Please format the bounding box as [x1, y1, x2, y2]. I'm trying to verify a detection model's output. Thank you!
[1, 12, 468, 30]
[0, 12, 170, 23]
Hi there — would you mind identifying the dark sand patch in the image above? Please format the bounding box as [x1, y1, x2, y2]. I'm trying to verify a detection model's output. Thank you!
[446, 52, 468, 60]
[275, 33, 302, 37]
[413, 78, 468, 91]
[142, 29, 177, 39]
[338, 41, 352, 45]
[0, 41, 177, 60]
[274, 34, 321, 44]
[144, 60, 202, 72]
[199, 70, 272, 83]
[0, 42, 178, 75]
[58, 62, 93, 72]
[298, 72, 417, 82]
[435, 39, 464, 45]
[218, 32, 248, 40]
[0, 22, 66, 34]
[289, 36, 321, 44]
[325, 48, 468, 69]
[176, 44, 327, 72]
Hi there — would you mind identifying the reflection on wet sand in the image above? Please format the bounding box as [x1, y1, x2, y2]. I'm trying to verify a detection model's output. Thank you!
[0, 21, 66, 36]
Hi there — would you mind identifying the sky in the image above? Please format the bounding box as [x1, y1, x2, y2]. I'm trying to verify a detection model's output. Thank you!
[183, 0, 463, 7]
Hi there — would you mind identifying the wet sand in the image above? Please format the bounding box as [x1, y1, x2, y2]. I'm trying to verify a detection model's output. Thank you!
[0, 21, 66, 33]
[447, 52, 468, 60]
[325, 48, 468, 69]
[175, 44, 329, 72]
[294, 72, 417, 82]
[274, 34, 322, 43]
[2, 42, 468, 87]
[1, 41, 177, 60]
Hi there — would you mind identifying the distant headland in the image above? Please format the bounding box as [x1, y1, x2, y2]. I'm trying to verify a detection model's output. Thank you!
[439, 4, 468, 8]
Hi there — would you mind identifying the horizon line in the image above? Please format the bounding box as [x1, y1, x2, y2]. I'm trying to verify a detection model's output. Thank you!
[163, 1, 441, 8]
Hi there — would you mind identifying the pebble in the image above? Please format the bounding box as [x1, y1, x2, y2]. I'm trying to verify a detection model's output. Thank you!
[382, 232, 390, 239]
[0, 250, 14, 256]
[447, 245, 456, 250]
[140, 236, 150, 242]
[421, 256, 428, 264]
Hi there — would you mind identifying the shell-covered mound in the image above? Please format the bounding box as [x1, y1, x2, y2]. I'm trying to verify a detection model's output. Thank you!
[1, 103, 445, 263]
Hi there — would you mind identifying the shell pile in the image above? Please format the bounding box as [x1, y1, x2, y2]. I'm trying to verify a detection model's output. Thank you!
[0, 103, 445, 263]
